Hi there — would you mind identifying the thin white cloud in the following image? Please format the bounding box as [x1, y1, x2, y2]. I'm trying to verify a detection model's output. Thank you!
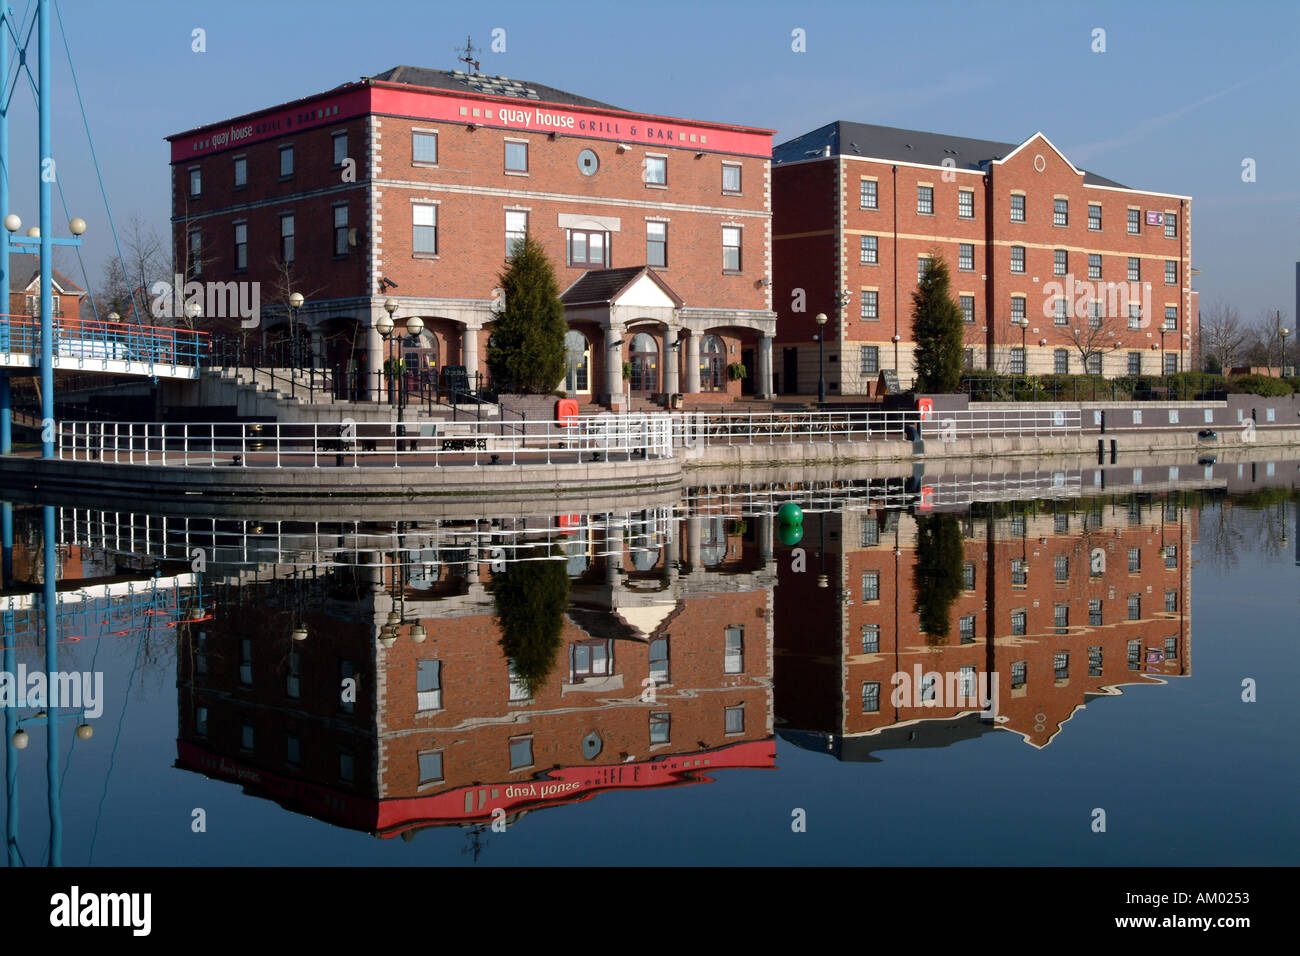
[1065, 56, 1298, 163]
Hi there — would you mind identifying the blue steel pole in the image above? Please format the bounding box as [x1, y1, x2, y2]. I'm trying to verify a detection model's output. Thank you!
[3, 554, 16, 866]
[38, 0, 53, 459]
[42, 504, 60, 865]
[1, 2, 10, 455]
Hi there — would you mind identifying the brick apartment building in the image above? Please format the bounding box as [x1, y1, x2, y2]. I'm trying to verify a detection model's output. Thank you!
[776, 490, 1195, 752]
[6, 252, 84, 325]
[772, 123, 1195, 395]
[175, 513, 777, 834]
[167, 66, 777, 408]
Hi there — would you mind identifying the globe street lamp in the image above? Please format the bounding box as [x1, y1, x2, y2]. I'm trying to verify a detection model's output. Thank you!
[1281, 327, 1290, 377]
[288, 291, 305, 370]
[815, 312, 828, 404]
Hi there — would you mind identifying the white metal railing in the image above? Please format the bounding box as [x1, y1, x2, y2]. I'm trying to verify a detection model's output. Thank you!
[55, 414, 675, 468]
[673, 407, 1082, 446]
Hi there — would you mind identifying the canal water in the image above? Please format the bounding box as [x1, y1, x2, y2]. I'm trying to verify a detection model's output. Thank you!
[1, 460, 1296, 866]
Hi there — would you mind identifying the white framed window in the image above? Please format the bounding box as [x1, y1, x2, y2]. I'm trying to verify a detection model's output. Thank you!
[1053, 198, 1068, 226]
[1054, 249, 1067, 276]
[1010, 194, 1025, 222]
[416, 659, 442, 711]
[279, 213, 295, 264]
[959, 243, 974, 271]
[1165, 213, 1177, 238]
[647, 221, 667, 267]
[1128, 257, 1141, 282]
[188, 166, 201, 198]
[332, 131, 347, 167]
[279, 145, 294, 178]
[333, 204, 349, 256]
[1088, 203, 1102, 231]
[917, 185, 934, 215]
[505, 140, 528, 172]
[721, 163, 741, 193]
[412, 131, 439, 164]
[418, 751, 444, 785]
[860, 344, 879, 373]
[1165, 260, 1177, 285]
[860, 179, 878, 208]
[724, 626, 744, 674]
[505, 210, 528, 258]
[960, 295, 975, 324]
[1010, 246, 1025, 273]
[958, 189, 974, 219]
[860, 234, 878, 264]
[1088, 253, 1102, 279]
[233, 155, 247, 188]
[413, 204, 438, 255]
[644, 154, 667, 185]
[233, 221, 248, 271]
[722, 226, 742, 271]
[1127, 208, 1140, 234]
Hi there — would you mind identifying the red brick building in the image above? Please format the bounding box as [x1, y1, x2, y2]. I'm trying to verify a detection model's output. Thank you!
[772, 123, 1195, 394]
[7, 252, 84, 325]
[167, 66, 776, 407]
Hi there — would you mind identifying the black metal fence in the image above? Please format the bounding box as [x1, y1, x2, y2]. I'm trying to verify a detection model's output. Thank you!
[959, 374, 1235, 403]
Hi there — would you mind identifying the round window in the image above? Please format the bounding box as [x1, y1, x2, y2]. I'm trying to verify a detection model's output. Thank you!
[577, 149, 599, 176]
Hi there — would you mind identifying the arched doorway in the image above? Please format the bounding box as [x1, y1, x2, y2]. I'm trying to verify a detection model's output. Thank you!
[700, 334, 726, 392]
[401, 329, 438, 396]
[629, 331, 659, 396]
[564, 330, 591, 394]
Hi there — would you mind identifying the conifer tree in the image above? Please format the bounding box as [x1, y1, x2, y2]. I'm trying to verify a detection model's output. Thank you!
[911, 253, 965, 393]
[487, 233, 567, 393]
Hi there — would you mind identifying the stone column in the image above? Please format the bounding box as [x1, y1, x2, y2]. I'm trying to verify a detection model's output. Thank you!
[687, 515, 702, 571]
[684, 332, 701, 393]
[758, 333, 774, 399]
[605, 326, 626, 408]
[366, 316, 384, 402]
[758, 513, 774, 564]
[462, 325, 480, 391]
[664, 519, 680, 585]
[663, 325, 679, 396]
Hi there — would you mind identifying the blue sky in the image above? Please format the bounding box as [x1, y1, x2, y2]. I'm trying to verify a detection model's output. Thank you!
[6, 0, 1297, 322]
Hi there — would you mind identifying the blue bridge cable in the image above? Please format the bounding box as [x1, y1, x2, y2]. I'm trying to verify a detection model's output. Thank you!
[87, 604, 150, 866]
[53, 0, 154, 364]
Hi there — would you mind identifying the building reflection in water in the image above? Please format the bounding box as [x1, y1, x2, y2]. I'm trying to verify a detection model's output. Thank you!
[168, 510, 777, 838]
[20, 469, 1283, 846]
[777, 493, 1194, 758]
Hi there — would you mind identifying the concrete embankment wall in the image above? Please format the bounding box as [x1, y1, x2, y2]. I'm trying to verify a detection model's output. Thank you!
[684, 427, 1300, 471]
[0, 454, 683, 511]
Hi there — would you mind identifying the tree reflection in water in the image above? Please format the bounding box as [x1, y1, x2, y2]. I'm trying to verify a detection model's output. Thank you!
[913, 513, 964, 643]
[491, 544, 571, 698]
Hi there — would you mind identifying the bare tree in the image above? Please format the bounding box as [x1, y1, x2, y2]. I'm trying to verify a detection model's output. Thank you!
[1052, 303, 1127, 375]
[95, 214, 171, 325]
[1198, 299, 1248, 372]
[1242, 309, 1291, 372]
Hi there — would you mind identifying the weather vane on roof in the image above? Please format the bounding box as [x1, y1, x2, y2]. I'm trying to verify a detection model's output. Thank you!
[456, 36, 481, 74]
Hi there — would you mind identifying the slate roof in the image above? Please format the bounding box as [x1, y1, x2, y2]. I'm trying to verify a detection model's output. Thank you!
[7, 252, 85, 295]
[774, 120, 1128, 189]
[560, 266, 683, 308]
[368, 66, 626, 112]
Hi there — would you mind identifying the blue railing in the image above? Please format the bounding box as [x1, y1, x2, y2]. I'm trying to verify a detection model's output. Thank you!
[1, 314, 209, 368]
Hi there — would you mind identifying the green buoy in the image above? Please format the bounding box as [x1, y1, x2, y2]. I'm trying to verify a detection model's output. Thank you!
[777, 522, 804, 546]
[777, 502, 803, 525]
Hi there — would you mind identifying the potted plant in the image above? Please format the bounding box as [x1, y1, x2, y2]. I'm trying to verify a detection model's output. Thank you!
[727, 362, 747, 381]
[622, 361, 633, 380]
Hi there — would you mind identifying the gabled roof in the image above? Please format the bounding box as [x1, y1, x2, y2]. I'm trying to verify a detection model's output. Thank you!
[7, 252, 86, 296]
[369, 65, 626, 112]
[560, 266, 684, 308]
[773, 120, 1128, 188]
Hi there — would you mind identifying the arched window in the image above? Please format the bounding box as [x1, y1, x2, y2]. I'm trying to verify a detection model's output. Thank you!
[564, 330, 590, 393]
[700, 334, 726, 391]
[629, 332, 659, 394]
